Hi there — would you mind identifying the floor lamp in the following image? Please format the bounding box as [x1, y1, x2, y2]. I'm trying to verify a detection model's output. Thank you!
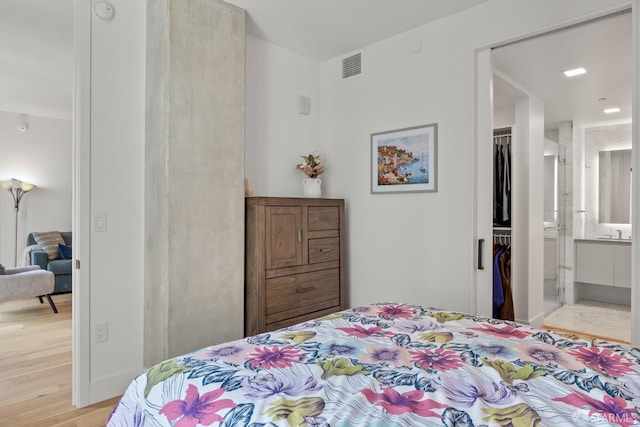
[1, 178, 36, 267]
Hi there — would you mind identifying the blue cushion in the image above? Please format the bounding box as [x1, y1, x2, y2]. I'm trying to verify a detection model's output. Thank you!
[47, 259, 73, 275]
[58, 243, 72, 260]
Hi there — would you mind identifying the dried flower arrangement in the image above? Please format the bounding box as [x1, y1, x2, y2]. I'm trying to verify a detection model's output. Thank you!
[296, 153, 326, 179]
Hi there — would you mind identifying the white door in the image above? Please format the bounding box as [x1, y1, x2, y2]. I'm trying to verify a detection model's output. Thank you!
[543, 144, 567, 316]
[473, 49, 493, 318]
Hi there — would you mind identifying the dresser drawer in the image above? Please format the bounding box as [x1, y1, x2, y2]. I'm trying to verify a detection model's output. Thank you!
[308, 207, 339, 231]
[309, 238, 339, 264]
[265, 269, 339, 323]
[266, 306, 342, 332]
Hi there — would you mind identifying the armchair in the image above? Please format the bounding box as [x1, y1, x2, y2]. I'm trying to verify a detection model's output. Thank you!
[27, 231, 72, 313]
[0, 266, 55, 311]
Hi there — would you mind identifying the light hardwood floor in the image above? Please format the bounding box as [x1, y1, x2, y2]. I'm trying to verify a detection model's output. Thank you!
[0, 294, 119, 426]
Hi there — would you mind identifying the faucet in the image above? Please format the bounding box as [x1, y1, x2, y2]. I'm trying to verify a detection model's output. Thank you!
[617, 229, 622, 239]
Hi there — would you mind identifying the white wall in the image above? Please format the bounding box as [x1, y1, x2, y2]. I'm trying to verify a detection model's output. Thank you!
[317, 0, 629, 313]
[494, 105, 515, 129]
[245, 35, 322, 198]
[320, 34, 475, 310]
[0, 112, 71, 266]
[79, 0, 145, 403]
[515, 96, 545, 326]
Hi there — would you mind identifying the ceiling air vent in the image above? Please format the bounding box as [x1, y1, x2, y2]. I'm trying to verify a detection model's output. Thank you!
[342, 53, 362, 79]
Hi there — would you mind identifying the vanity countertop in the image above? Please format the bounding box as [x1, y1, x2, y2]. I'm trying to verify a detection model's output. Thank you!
[575, 238, 632, 244]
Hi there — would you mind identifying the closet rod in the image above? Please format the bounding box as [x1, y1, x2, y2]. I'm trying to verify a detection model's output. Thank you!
[493, 136, 512, 145]
[493, 234, 512, 245]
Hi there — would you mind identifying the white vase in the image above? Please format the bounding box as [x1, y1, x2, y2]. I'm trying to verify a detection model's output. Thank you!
[302, 178, 322, 198]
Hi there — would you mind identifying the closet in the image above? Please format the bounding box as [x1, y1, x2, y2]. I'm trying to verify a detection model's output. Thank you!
[493, 128, 514, 320]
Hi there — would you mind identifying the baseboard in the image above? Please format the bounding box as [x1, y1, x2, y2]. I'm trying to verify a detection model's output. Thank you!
[575, 282, 631, 306]
[89, 367, 145, 405]
[528, 311, 545, 328]
[515, 311, 545, 328]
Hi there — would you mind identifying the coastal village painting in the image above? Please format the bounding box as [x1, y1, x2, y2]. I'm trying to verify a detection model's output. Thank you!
[371, 123, 437, 193]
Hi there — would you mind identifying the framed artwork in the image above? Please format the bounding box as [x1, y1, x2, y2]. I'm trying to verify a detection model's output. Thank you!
[371, 123, 438, 193]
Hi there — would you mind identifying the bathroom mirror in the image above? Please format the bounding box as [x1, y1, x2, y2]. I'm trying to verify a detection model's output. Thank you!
[599, 149, 632, 224]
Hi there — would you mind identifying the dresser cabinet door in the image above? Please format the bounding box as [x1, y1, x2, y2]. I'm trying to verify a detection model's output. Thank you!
[266, 206, 303, 269]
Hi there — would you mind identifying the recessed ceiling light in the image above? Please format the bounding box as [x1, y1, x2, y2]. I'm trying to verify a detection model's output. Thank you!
[564, 67, 586, 77]
[604, 107, 621, 114]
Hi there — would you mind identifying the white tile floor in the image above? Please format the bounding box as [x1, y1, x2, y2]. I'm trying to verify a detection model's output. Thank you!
[543, 300, 631, 343]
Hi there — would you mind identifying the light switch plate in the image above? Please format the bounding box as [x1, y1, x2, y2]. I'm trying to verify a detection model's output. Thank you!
[297, 95, 311, 115]
[94, 213, 107, 232]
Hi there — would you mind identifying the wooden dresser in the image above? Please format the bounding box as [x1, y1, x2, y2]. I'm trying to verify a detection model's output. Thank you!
[245, 197, 345, 336]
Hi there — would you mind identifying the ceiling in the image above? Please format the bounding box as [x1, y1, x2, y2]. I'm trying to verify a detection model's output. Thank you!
[0, 1, 632, 129]
[0, 0, 487, 120]
[224, 0, 489, 61]
[0, 0, 74, 120]
[492, 11, 632, 131]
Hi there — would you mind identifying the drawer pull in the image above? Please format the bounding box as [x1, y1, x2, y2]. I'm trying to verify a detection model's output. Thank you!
[320, 248, 331, 252]
[297, 229, 302, 243]
[296, 287, 315, 294]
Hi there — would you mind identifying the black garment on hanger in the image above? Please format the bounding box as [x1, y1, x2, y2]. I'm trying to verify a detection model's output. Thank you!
[493, 134, 511, 227]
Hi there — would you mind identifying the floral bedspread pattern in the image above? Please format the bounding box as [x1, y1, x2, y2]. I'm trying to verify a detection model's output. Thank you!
[108, 303, 640, 426]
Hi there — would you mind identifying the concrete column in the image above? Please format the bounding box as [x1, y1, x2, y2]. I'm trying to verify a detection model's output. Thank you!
[145, 0, 245, 365]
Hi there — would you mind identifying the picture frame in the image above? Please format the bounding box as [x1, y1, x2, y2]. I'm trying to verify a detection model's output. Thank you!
[371, 123, 438, 193]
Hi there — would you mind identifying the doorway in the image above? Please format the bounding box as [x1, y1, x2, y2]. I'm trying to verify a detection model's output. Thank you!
[475, 7, 637, 344]
[0, 0, 80, 412]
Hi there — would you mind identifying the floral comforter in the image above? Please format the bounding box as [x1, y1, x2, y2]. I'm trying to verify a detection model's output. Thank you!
[107, 303, 640, 426]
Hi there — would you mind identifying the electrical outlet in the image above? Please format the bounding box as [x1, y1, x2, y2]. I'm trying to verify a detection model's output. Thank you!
[95, 323, 108, 343]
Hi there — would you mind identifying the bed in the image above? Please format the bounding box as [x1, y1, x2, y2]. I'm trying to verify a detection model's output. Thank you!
[107, 303, 640, 426]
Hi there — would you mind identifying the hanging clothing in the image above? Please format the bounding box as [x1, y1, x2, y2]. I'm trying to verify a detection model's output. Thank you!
[502, 143, 511, 223]
[492, 243, 505, 317]
[494, 143, 503, 222]
[492, 130, 514, 321]
[492, 242, 514, 321]
[493, 133, 512, 226]
[497, 246, 514, 321]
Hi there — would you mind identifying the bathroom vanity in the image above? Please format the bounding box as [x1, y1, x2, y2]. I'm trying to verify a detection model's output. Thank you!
[575, 238, 631, 288]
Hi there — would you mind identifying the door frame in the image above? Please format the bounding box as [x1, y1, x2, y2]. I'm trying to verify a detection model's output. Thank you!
[631, 4, 639, 347]
[71, 0, 91, 407]
[473, 3, 639, 345]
